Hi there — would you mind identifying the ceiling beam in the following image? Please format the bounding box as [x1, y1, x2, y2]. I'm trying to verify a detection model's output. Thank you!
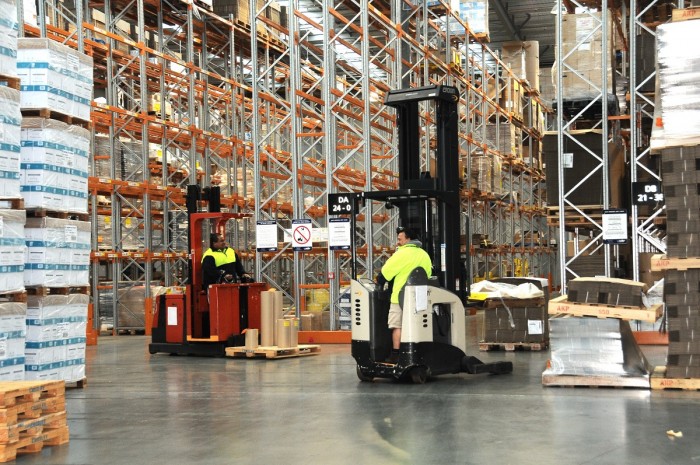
[491, 0, 523, 41]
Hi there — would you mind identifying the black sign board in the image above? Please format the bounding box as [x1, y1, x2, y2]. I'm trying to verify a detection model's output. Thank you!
[632, 181, 664, 205]
[327, 193, 355, 215]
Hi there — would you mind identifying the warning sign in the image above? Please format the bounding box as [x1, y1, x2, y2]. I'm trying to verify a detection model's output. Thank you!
[292, 219, 313, 251]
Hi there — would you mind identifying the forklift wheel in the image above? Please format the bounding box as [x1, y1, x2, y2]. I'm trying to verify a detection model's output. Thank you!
[356, 366, 374, 382]
[409, 366, 428, 384]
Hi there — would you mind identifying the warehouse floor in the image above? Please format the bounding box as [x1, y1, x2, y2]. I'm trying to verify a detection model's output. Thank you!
[19, 315, 700, 465]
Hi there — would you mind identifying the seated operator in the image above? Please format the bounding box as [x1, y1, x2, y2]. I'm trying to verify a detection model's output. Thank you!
[376, 227, 433, 364]
[202, 233, 252, 289]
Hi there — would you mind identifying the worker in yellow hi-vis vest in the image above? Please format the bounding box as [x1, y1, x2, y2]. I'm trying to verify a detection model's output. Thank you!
[201, 233, 252, 289]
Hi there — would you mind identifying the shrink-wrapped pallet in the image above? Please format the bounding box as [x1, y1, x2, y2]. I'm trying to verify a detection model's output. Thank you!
[0, 302, 26, 380]
[0, 209, 26, 293]
[17, 38, 93, 120]
[0, 0, 18, 77]
[25, 294, 88, 383]
[0, 87, 22, 198]
[652, 21, 700, 148]
[20, 118, 90, 213]
[552, 12, 614, 100]
[24, 217, 90, 287]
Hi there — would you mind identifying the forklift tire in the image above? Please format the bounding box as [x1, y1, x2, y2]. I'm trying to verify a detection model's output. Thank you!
[409, 366, 429, 384]
[356, 366, 374, 382]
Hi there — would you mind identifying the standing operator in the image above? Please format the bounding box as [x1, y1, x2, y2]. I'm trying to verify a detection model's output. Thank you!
[202, 233, 252, 289]
[376, 227, 433, 364]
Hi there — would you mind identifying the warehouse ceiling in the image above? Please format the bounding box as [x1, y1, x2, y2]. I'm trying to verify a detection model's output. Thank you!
[488, 0, 560, 67]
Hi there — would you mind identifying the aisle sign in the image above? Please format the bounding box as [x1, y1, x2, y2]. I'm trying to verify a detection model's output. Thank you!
[292, 219, 313, 251]
[602, 209, 628, 244]
[328, 218, 351, 250]
[632, 182, 664, 205]
[256, 220, 278, 252]
[327, 193, 355, 215]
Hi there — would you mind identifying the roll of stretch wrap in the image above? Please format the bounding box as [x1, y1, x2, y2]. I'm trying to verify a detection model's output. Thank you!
[276, 318, 291, 348]
[261, 291, 275, 347]
[244, 329, 259, 349]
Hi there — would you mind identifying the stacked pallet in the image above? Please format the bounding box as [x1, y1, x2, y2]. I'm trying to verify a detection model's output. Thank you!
[0, 380, 69, 462]
[477, 278, 549, 351]
[647, 146, 700, 389]
[543, 278, 660, 388]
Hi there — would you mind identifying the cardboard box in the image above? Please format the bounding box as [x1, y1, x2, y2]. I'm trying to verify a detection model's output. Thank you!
[543, 130, 626, 208]
[501, 40, 540, 91]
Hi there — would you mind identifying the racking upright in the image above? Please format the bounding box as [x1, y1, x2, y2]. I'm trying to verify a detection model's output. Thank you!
[23, 0, 554, 331]
[629, 0, 668, 284]
[553, 0, 621, 292]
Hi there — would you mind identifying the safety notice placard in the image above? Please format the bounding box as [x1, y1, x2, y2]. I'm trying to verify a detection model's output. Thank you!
[292, 219, 313, 251]
[328, 218, 351, 250]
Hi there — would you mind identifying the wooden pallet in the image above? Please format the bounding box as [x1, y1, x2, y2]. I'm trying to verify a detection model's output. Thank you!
[0, 397, 65, 425]
[0, 411, 66, 444]
[0, 425, 69, 462]
[0, 291, 27, 303]
[26, 208, 90, 222]
[0, 198, 23, 210]
[649, 254, 700, 272]
[547, 207, 604, 227]
[479, 341, 548, 352]
[225, 344, 321, 359]
[650, 366, 700, 391]
[0, 381, 65, 408]
[20, 109, 91, 128]
[26, 286, 90, 297]
[542, 368, 650, 389]
[548, 295, 662, 323]
[0, 75, 20, 91]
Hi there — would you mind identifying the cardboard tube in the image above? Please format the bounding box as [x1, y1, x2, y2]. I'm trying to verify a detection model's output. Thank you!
[261, 291, 275, 347]
[289, 318, 299, 348]
[273, 289, 284, 317]
[244, 329, 259, 350]
[276, 319, 291, 348]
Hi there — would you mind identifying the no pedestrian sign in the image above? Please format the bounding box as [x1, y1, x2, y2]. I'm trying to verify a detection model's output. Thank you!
[292, 219, 313, 251]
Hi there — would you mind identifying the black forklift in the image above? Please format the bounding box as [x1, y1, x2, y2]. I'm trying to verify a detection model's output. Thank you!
[348, 85, 513, 383]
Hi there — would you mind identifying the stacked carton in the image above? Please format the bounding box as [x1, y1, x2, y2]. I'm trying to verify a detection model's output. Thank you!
[0, 88, 21, 199]
[485, 123, 521, 158]
[501, 41, 539, 92]
[17, 38, 93, 121]
[661, 145, 700, 379]
[20, 118, 90, 214]
[552, 12, 614, 100]
[654, 21, 700, 148]
[24, 217, 90, 287]
[483, 305, 548, 344]
[0, 0, 18, 78]
[25, 294, 87, 382]
[0, 210, 25, 294]
[0, 303, 26, 380]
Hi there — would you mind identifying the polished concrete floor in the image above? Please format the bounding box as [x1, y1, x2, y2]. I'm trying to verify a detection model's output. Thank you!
[19, 315, 700, 465]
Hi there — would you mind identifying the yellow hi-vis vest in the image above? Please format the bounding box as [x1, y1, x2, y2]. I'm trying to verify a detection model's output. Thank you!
[201, 248, 236, 267]
[380, 243, 432, 304]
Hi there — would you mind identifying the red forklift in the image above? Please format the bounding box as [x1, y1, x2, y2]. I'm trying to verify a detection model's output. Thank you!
[149, 185, 267, 356]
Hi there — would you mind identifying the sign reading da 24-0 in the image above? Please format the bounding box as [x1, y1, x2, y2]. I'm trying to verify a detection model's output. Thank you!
[327, 193, 355, 215]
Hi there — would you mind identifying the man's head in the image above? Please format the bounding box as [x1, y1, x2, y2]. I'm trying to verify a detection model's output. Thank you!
[396, 227, 417, 246]
[210, 233, 226, 249]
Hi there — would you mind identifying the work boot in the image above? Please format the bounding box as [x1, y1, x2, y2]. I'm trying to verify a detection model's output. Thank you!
[385, 350, 399, 365]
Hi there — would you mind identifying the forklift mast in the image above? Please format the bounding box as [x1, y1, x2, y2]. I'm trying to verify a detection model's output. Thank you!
[382, 85, 465, 301]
